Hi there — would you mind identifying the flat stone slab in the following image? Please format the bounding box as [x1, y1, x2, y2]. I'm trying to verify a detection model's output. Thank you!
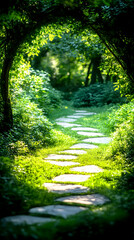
[75, 110, 87, 112]
[71, 127, 99, 131]
[56, 118, 76, 122]
[77, 132, 104, 136]
[43, 183, 89, 194]
[74, 112, 96, 116]
[45, 154, 77, 160]
[61, 150, 87, 155]
[44, 160, 80, 166]
[71, 165, 103, 173]
[1, 215, 55, 226]
[53, 174, 90, 183]
[83, 137, 111, 144]
[56, 122, 81, 128]
[70, 143, 98, 149]
[56, 194, 110, 206]
[67, 115, 83, 118]
[29, 205, 87, 219]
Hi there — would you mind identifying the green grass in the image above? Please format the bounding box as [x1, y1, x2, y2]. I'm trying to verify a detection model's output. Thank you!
[0, 103, 134, 239]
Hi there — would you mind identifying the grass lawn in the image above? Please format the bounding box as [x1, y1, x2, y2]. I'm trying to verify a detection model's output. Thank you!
[0, 103, 134, 239]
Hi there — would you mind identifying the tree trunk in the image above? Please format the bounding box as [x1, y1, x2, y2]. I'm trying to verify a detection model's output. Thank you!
[85, 61, 92, 87]
[90, 58, 97, 84]
[90, 56, 103, 84]
[96, 67, 103, 83]
[0, 56, 14, 132]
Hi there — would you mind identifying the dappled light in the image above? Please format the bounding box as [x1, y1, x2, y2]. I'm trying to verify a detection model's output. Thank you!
[0, 0, 134, 239]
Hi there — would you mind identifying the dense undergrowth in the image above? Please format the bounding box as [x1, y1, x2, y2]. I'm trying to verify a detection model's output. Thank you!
[72, 83, 127, 107]
[0, 68, 63, 155]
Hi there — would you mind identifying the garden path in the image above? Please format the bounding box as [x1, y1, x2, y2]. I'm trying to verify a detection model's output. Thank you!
[1, 110, 111, 224]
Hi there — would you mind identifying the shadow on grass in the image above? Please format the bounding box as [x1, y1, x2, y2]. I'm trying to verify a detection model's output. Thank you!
[0, 150, 134, 239]
[0, 204, 133, 240]
[0, 156, 56, 219]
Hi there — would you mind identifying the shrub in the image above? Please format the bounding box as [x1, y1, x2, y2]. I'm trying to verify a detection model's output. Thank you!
[106, 100, 134, 132]
[0, 68, 63, 155]
[12, 95, 53, 149]
[105, 113, 134, 166]
[72, 83, 126, 107]
[117, 168, 134, 190]
[10, 68, 63, 115]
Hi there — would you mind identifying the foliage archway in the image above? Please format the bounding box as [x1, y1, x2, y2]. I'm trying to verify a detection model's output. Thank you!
[0, 0, 134, 131]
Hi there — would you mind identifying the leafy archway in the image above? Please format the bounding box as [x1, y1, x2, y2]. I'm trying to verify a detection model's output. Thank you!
[0, 0, 134, 131]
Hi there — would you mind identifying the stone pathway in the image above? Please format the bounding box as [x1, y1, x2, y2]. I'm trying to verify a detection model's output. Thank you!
[61, 149, 87, 155]
[1, 109, 111, 226]
[77, 132, 104, 136]
[83, 137, 111, 144]
[45, 154, 78, 160]
[53, 174, 91, 183]
[71, 127, 99, 131]
[56, 117, 77, 122]
[29, 205, 88, 219]
[74, 112, 96, 116]
[1, 215, 55, 226]
[70, 143, 98, 149]
[56, 194, 110, 206]
[43, 183, 89, 194]
[56, 123, 81, 127]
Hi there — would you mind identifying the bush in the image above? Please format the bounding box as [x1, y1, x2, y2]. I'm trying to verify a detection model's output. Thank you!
[72, 83, 126, 107]
[117, 168, 134, 190]
[13, 95, 53, 149]
[104, 109, 134, 193]
[105, 112, 134, 166]
[0, 65, 62, 156]
[0, 68, 63, 155]
[0, 96, 56, 155]
[10, 68, 62, 115]
[106, 100, 134, 132]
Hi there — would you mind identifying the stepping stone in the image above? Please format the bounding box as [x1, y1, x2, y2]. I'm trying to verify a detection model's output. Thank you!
[77, 132, 104, 136]
[83, 137, 111, 144]
[75, 110, 87, 112]
[71, 165, 103, 173]
[43, 183, 89, 194]
[56, 118, 76, 122]
[67, 115, 83, 118]
[45, 154, 77, 160]
[56, 194, 110, 206]
[70, 143, 98, 149]
[56, 122, 81, 128]
[74, 112, 96, 116]
[71, 127, 99, 131]
[44, 160, 80, 166]
[61, 150, 87, 155]
[53, 174, 90, 183]
[29, 205, 87, 219]
[1, 215, 55, 226]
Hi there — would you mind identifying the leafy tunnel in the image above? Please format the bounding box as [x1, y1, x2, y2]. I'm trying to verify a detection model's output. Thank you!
[0, 0, 134, 131]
